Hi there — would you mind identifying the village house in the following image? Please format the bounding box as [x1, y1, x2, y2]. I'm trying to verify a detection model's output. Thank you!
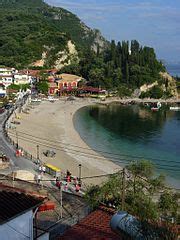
[0, 67, 15, 89]
[0, 184, 49, 240]
[58, 205, 121, 240]
[56, 73, 83, 91]
[48, 82, 58, 95]
[0, 83, 6, 97]
[13, 70, 32, 85]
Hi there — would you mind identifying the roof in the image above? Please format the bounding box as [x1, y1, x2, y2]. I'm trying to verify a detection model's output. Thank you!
[48, 82, 58, 88]
[78, 86, 106, 93]
[0, 75, 13, 78]
[27, 70, 41, 77]
[56, 73, 82, 83]
[0, 184, 45, 224]
[58, 206, 121, 240]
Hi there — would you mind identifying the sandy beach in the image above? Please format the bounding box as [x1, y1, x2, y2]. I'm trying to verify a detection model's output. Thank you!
[8, 98, 122, 185]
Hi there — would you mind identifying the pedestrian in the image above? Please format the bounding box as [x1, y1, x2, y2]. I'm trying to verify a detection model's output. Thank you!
[56, 177, 59, 184]
[73, 177, 77, 186]
[67, 175, 71, 183]
[75, 184, 80, 192]
[42, 165, 46, 174]
[38, 165, 42, 173]
[64, 183, 68, 191]
[66, 170, 70, 177]
[37, 174, 41, 184]
[56, 181, 61, 190]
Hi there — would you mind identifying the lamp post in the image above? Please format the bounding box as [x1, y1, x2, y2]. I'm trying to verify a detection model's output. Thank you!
[78, 164, 82, 184]
[37, 145, 39, 160]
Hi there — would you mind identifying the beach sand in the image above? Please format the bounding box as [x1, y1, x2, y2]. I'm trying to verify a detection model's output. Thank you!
[8, 98, 122, 185]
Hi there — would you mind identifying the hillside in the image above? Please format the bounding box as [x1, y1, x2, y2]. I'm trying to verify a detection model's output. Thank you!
[0, 0, 107, 68]
[0, 0, 177, 96]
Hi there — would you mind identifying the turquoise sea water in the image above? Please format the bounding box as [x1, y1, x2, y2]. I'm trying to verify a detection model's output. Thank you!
[74, 104, 180, 188]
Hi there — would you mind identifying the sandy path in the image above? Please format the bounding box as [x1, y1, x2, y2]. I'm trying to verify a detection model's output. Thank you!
[8, 98, 121, 185]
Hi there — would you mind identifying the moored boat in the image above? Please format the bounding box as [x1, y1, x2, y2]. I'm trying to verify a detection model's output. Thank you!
[170, 106, 180, 111]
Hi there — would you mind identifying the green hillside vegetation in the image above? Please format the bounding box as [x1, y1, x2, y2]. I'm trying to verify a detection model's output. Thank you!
[0, 0, 171, 97]
[60, 40, 166, 96]
[0, 0, 105, 68]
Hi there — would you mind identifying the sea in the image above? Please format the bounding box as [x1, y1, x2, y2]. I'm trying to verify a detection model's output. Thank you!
[74, 104, 180, 188]
[165, 64, 180, 77]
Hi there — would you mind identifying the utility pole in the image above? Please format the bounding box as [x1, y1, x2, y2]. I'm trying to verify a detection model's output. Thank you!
[16, 131, 18, 149]
[78, 164, 82, 184]
[121, 168, 126, 210]
[60, 185, 63, 218]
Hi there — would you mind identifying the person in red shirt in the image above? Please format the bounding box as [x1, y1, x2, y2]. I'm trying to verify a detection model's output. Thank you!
[75, 184, 80, 192]
[56, 181, 61, 190]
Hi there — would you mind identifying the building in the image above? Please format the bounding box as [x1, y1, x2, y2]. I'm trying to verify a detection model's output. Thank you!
[14, 70, 32, 85]
[56, 73, 83, 90]
[0, 184, 49, 240]
[58, 206, 123, 240]
[0, 67, 15, 89]
[0, 84, 6, 97]
[48, 82, 58, 95]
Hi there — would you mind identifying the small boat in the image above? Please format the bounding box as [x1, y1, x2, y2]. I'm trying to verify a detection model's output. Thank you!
[31, 98, 42, 102]
[151, 101, 161, 111]
[151, 107, 159, 111]
[170, 106, 180, 111]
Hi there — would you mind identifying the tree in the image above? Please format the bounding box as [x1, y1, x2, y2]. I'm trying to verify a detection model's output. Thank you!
[159, 191, 179, 219]
[125, 62, 129, 84]
[88, 68, 105, 87]
[127, 160, 154, 179]
[7, 84, 20, 91]
[131, 40, 140, 55]
[150, 86, 164, 99]
[36, 81, 48, 94]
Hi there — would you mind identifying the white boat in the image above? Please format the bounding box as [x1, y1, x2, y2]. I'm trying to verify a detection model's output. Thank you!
[31, 98, 41, 102]
[169, 106, 180, 111]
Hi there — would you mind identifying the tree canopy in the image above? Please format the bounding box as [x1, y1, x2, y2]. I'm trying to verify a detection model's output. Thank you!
[85, 160, 179, 239]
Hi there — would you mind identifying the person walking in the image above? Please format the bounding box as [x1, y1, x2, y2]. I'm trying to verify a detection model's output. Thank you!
[42, 165, 46, 174]
[37, 174, 41, 184]
[64, 183, 68, 191]
[75, 184, 80, 192]
[38, 165, 42, 173]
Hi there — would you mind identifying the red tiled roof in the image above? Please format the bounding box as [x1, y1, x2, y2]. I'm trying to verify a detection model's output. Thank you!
[0, 184, 46, 224]
[58, 206, 121, 240]
[27, 70, 41, 77]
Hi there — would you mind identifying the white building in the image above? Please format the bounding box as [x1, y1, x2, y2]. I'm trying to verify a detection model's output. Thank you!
[0, 84, 6, 97]
[0, 67, 15, 88]
[0, 67, 15, 76]
[0, 185, 49, 240]
[14, 70, 32, 85]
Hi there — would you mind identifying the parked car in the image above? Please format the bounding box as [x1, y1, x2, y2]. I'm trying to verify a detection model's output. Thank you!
[5, 103, 13, 110]
[43, 150, 56, 157]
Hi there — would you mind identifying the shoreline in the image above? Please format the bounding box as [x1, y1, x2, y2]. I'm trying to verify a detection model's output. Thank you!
[8, 98, 122, 185]
[7, 96, 180, 188]
[96, 97, 180, 105]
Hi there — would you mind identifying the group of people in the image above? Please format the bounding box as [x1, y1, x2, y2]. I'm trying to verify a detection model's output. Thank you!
[55, 170, 81, 193]
[66, 170, 81, 192]
[35, 165, 46, 184]
[38, 165, 46, 174]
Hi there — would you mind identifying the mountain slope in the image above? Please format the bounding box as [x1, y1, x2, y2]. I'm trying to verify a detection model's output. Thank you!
[0, 0, 107, 68]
